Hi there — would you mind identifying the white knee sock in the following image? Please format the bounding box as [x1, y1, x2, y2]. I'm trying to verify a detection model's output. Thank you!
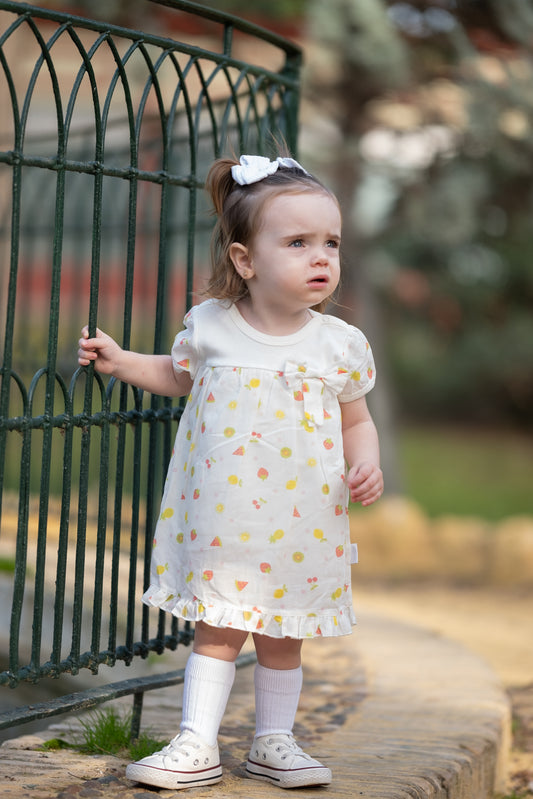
[180, 652, 236, 746]
[254, 664, 303, 737]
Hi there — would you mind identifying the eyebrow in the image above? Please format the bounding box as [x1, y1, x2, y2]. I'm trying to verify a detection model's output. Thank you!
[282, 230, 341, 240]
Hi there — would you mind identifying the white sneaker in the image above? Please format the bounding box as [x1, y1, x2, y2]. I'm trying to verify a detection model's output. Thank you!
[126, 730, 222, 790]
[246, 733, 332, 788]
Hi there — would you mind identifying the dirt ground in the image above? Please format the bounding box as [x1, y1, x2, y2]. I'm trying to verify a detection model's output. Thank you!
[355, 583, 533, 798]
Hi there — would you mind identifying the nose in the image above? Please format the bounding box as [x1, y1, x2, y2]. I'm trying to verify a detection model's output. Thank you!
[311, 245, 329, 265]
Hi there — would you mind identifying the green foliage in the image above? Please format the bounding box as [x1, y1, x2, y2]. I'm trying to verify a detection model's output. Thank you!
[40, 737, 73, 750]
[129, 733, 168, 762]
[192, 0, 306, 19]
[398, 426, 533, 520]
[36, 0, 306, 23]
[75, 707, 166, 759]
[306, 0, 533, 429]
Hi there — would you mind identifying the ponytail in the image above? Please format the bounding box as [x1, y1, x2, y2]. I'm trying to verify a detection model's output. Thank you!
[204, 158, 238, 217]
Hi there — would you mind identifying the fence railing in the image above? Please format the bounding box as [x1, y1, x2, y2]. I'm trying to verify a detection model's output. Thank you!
[0, 0, 301, 736]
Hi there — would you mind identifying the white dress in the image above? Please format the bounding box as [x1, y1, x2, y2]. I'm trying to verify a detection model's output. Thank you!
[142, 299, 375, 638]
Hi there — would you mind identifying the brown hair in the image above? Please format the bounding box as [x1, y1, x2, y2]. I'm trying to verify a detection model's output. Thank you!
[204, 155, 340, 313]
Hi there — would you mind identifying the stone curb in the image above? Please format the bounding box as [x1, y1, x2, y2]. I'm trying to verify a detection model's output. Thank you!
[0, 604, 510, 799]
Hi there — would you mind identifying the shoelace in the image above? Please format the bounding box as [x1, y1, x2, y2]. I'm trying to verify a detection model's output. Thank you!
[266, 736, 313, 762]
[161, 734, 201, 761]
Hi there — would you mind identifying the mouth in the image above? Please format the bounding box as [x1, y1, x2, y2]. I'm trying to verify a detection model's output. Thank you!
[307, 276, 329, 288]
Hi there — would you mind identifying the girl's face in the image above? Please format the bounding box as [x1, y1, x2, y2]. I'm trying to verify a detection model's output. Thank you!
[230, 191, 341, 331]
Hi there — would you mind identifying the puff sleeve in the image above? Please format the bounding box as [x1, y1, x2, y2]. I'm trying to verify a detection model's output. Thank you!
[338, 327, 376, 403]
[171, 307, 198, 379]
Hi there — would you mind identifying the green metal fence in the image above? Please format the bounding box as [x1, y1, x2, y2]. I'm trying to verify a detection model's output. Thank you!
[0, 0, 301, 735]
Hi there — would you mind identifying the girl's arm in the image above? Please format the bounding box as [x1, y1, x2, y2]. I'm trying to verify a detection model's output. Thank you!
[77, 326, 193, 397]
[341, 396, 383, 507]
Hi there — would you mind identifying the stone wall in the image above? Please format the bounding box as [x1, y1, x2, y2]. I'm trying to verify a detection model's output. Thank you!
[351, 496, 533, 586]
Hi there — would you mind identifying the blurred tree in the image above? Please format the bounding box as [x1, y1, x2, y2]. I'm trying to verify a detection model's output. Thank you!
[301, 0, 412, 492]
[36, 0, 306, 27]
[304, 0, 533, 433]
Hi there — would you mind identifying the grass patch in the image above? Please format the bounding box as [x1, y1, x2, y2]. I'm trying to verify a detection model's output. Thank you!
[41, 738, 73, 750]
[42, 707, 167, 760]
[398, 426, 533, 520]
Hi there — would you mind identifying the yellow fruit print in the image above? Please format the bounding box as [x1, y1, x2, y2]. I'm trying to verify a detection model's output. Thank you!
[292, 551, 304, 563]
[286, 478, 297, 490]
[239, 532, 251, 542]
[160, 507, 174, 520]
[274, 615, 283, 624]
[156, 563, 168, 575]
[300, 418, 315, 433]
[224, 427, 235, 438]
[186, 571, 194, 583]
[307, 457, 317, 467]
[228, 400, 238, 409]
[269, 529, 285, 543]
[331, 587, 342, 600]
[351, 370, 361, 381]
[280, 447, 292, 459]
[313, 529, 326, 541]
[247, 378, 260, 388]
[273, 584, 288, 598]
[215, 503, 225, 513]
[322, 484, 330, 495]
[275, 409, 285, 419]
[243, 611, 253, 621]
[228, 474, 240, 485]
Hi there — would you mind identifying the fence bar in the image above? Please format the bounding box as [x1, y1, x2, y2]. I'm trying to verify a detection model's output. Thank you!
[0, 651, 257, 731]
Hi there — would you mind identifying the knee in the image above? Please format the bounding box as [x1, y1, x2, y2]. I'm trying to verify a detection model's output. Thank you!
[193, 622, 248, 662]
[253, 635, 302, 669]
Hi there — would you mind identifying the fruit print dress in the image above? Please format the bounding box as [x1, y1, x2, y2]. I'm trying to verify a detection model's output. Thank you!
[142, 299, 376, 638]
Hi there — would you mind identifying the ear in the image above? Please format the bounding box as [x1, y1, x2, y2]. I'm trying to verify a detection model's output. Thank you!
[229, 242, 254, 279]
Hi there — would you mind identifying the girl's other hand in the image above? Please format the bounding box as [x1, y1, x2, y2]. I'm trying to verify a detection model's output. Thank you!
[77, 326, 123, 374]
[347, 461, 383, 507]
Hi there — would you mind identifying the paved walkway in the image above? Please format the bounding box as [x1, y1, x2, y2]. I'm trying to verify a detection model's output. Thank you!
[0, 602, 510, 799]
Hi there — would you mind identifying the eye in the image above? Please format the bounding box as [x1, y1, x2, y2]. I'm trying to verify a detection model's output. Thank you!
[326, 239, 340, 249]
[288, 238, 304, 248]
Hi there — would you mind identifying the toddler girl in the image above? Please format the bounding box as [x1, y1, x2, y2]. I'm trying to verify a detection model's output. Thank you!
[78, 153, 383, 790]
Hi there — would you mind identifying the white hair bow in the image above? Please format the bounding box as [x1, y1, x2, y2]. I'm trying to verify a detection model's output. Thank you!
[231, 155, 309, 186]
